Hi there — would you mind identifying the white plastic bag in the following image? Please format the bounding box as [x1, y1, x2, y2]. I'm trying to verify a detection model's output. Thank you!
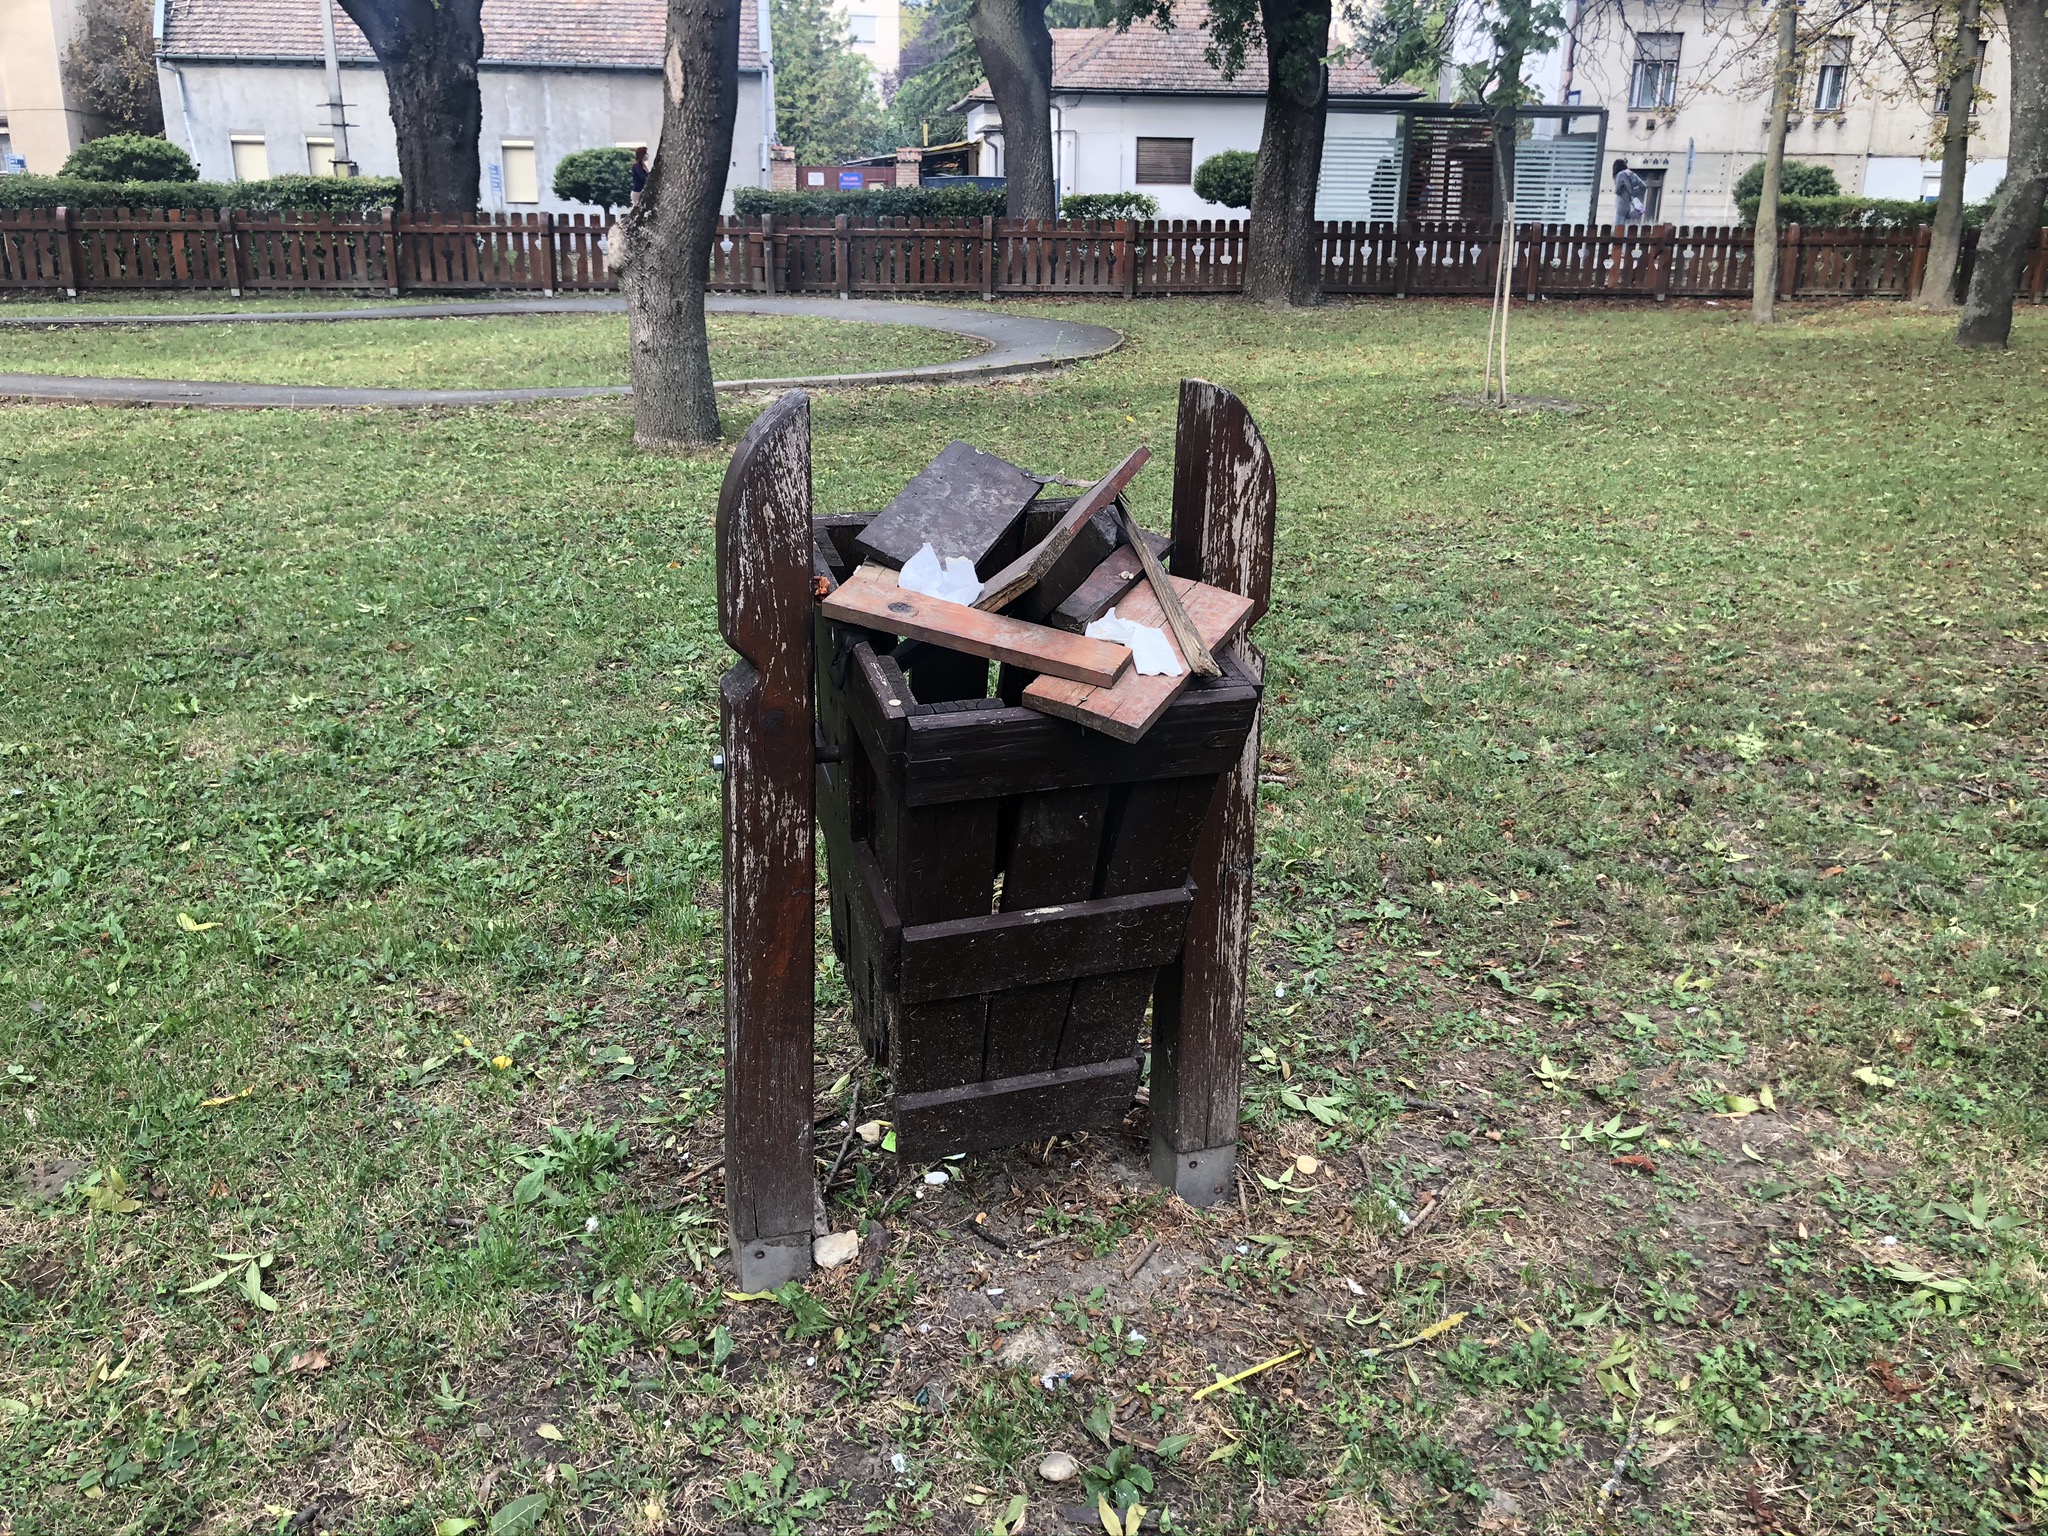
[897, 542, 982, 606]
[1085, 607, 1183, 676]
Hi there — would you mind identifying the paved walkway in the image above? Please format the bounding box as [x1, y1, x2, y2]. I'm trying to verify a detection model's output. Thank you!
[0, 296, 1122, 407]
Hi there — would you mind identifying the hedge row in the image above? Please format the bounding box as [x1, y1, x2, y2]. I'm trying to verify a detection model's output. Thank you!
[0, 175, 404, 215]
[732, 186, 1008, 218]
[1735, 193, 1991, 230]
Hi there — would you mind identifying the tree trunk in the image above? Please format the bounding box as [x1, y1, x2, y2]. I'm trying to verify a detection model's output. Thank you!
[615, 0, 742, 448]
[1958, 0, 2048, 346]
[337, 0, 485, 213]
[969, 0, 1056, 219]
[1244, 0, 1331, 307]
[1919, 0, 1982, 311]
[1490, 43, 1524, 229]
[1751, 0, 1799, 324]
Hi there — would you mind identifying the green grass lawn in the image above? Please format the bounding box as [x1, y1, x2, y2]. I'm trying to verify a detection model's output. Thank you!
[2, 298, 2045, 1536]
[0, 312, 978, 388]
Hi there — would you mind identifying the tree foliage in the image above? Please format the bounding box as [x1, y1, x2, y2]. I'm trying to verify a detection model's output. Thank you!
[1734, 158, 1841, 203]
[554, 147, 636, 211]
[61, 0, 164, 136]
[772, 0, 889, 162]
[60, 134, 198, 183]
[1193, 149, 1256, 208]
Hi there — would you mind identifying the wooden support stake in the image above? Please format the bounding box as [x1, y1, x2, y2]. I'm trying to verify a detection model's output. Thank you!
[973, 446, 1150, 612]
[1148, 379, 1275, 1207]
[718, 390, 817, 1290]
[1116, 501, 1217, 677]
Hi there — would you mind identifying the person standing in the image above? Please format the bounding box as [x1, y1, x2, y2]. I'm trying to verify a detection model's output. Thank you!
[631, 145, 650, 204]
[1613, 158, 1648, 225]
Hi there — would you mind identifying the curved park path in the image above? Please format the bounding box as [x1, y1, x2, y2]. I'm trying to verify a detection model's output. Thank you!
[0, 296, 1122, 408]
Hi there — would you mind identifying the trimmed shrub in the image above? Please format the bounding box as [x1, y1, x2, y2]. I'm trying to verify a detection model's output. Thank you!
[1735, 193, 1998, 230]
[0, 175, 404, 214]
[1732, 159, 1841, 204]
[60, 133, 197, 183]
[732, 185, 1008, 218]
[1059, 191, 1159, 220]
[1193, 150, 1256, 210]
[554, 147, 635, 212]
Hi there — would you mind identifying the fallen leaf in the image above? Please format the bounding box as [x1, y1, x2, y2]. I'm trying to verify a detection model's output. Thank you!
[534, 1422, 563, 1442]
[1853, 1066, 1897, 1089]
[488, 1494, 548, 1536]
[200, 1087, 253, 1108]
[176, 912, 220, 932]
[1610, 1154, 1658, 1176]
[1759, 1083, 1777, 1112]
[283, 1348, 329, 1375]
[1868, 1356, 1931, 1400]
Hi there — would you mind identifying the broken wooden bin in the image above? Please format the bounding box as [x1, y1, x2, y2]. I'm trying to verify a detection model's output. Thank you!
[717, 381, 1277, 1289]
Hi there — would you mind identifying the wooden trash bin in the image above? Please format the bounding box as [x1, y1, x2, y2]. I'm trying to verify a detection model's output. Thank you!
[718, 380, 1276, 1289]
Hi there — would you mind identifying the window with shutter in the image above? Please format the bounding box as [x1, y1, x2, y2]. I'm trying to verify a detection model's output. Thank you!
[1135, 137, 1194, 185]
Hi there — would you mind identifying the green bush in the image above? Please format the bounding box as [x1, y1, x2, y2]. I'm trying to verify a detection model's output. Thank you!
[732, 185, 1008, 219]
[1735, 193, 1997, 230]
[1193, 150, 1256, 210]
[0, 175, 404, 214]
[1059, 191, 1159, 221]
[60, 133, 198, 183]
[1732, 159, 1841, 204]
[553, 147, 635, 212]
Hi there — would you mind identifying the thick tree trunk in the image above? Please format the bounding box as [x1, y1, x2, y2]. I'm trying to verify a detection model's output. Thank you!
[969, 0, 1056, 219]
[1751, 0, 1799, 324]
[1244, 0, 1331, 307]
[337, 0, 484, 213]
[1919, 0, 1982, 311]
[1959, 0, 2048, 346]
[615, 0, 742, 447]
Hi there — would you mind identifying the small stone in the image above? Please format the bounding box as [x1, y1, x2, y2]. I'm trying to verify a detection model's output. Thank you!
[855, 1120, 885, 1146]
[813, 1231, 860, 1269]
[1294, 1154, 1320, 1176]
[1038, 1451, 1079, 1483]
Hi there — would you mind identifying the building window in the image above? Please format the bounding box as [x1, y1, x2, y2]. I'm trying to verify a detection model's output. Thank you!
[1934, 36, 1985, 114]
[1638, 167, 1666, 222]
[847, 12, 877, 43]
[229, 134, 270, 181]
[502, 140, 539, 204]
[1135, 136, 1194, 185]
[1629, 33, 1681, 111]
[1814, 37, 1850, 111]
[306, 136, 335, 177]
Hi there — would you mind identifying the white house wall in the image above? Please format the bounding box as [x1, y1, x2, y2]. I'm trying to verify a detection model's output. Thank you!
[157, 61, 767, 211]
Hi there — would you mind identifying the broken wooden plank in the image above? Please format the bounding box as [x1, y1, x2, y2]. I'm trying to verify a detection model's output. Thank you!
[822, 564, 1132, 690]
[897, 886, 1193, 1004]
[893, 1057, 1140, 1160]
[1020, 574, 1253, 743]
[853, 440, 1041, 575]
[973, 447, 1151, 613]
[1047, 530, 1173, 632]
[1118, 501, 1218, 677]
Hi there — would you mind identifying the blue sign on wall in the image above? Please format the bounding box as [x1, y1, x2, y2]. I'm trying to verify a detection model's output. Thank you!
[838, 171, 865, 189]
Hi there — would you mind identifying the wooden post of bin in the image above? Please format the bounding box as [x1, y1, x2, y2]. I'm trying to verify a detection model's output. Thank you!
[718, 390, 817, 1289]
[1149, 379, 1276, 1206]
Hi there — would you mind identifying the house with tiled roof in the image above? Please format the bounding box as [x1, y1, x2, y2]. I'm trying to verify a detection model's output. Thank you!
[958, 14, 1423, 219]
[153, 0, 776, 211]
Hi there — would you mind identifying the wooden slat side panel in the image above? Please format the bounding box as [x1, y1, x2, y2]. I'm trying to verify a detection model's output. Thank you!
[898, 886, 1192, 1004]
[894, 1057, 1139, 1160]
[876, 789, 999, 1093]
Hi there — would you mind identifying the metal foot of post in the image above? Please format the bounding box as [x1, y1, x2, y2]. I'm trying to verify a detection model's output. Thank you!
[732, 1231, 811, 1290]
[1151, 1139, 1236, 1207]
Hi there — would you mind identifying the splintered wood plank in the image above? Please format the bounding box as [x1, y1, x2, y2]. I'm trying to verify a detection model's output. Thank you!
[974, 447, 1151, 612]
[1047, 529, 1171, 632]
[852, 440, 1040, 574]
[1020, 574, 1252, 743]
[821, 564, 1132, 689]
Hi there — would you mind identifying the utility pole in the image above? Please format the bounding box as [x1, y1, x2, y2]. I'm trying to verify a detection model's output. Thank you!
[319, 0, 355, 175]
[1752, 0, 1799, 323]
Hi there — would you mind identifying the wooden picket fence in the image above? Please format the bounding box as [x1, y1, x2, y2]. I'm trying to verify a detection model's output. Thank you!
[3, 205, 2043, 304]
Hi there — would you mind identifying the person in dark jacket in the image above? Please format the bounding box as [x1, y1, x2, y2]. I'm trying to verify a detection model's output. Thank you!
[631, 146, 649, 202]
[1613, 158, 1647, 224]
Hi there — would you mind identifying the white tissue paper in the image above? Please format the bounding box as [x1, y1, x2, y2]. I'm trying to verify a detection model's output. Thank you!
[897, 542, 982, 606]
[1086, 607, 1184, 677]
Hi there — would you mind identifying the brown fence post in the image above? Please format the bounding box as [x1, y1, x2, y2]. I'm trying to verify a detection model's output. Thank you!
[1779, 222, 1801, 300]
[1392, 220, 1410, 299]
[218, 207, 243, 297]
[761, 213, 777, 294]
[982, 214, 997, 300]
[1907, 221, 1931, 301]
[717, 389, 817, 1290]
[835, 212, 850, 299]
[536, 211, 556, 295]
[53, 206, 80, 297]
[1150, 378, 1277, 1206]
[384, 208, 403, 297]
[1120, 218, 1138, 298]
[1653, 222, 1674, 301]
